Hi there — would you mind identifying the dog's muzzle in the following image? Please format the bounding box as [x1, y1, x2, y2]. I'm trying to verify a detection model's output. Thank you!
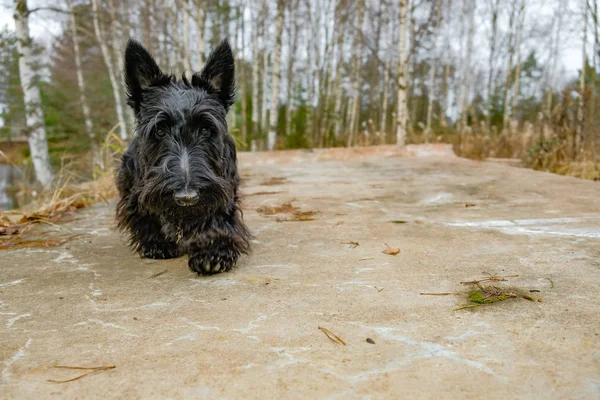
[174, 189, 199, 207]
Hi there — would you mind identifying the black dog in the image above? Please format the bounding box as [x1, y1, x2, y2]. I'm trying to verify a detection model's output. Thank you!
[116, 38, 251, 275]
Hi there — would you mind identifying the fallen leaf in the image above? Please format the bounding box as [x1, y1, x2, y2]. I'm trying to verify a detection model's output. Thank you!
[382, 244, 400, 255]
[256, 202, 299, 215]
[260, 177, 288, 186]
[366, 338, 375, 344]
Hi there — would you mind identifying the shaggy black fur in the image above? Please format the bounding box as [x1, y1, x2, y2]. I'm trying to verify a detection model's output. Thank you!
[116, 38, 251, 275]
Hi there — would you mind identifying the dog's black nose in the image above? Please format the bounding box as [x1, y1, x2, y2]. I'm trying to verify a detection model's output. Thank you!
[174, 189, 199, 207]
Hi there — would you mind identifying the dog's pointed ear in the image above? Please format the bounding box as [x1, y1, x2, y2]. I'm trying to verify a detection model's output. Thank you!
[192, 39, 236, 110]
[124, 39, 164, 113]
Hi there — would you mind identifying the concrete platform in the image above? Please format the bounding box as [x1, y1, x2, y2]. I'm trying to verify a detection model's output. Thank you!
[1, 145, 599, 399]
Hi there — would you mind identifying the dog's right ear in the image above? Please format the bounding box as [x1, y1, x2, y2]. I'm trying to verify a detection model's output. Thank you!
[124, 39, 164, 113]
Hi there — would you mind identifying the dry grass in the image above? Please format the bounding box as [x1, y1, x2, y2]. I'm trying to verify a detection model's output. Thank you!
[0, 131, 123, 250]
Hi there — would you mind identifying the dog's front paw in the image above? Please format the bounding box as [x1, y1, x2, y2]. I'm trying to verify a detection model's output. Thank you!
[140, 242, 180, 260]
[188, 242, 239, 276]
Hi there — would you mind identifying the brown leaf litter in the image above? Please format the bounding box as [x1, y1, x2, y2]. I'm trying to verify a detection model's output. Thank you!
[256, 202, 299, 215]
[0, 194, 93, 250]
[255, 201, 318, 221]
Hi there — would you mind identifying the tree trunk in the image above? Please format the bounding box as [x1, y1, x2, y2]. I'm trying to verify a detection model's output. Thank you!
[511, 0, 526, 129]
[439, 0, 452, 129]
[396, 0, 409, 147]
[285, 0, 300, 137]
[238, 4, 248, 146]
[91, 0, 128, 141]
[380, 5, 395, 137]
[181, 0, 193, 74]
[267, 0, 285, 151]
[13, 0, 53, 187]
[195, 1, 206, 66]
[461, 0, 475, 130]
[486, 0, 500, 135]
[425, 0, 442, 141]
[332, 0, 346, 140]
[346, 0, 365, 147]
[67, 0, 95, 149]
[577, 0, 588, 153]
[108, 0, 133, 137]
[251, 4, 261, 149]
[502, 0, 517, 132]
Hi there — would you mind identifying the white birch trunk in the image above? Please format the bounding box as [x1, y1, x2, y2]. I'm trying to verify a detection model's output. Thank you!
[425, 0, 442, 139]
[577, 0, 588, 151]
[380, 9, 394, 137]
[108, 0, 133, 137]
[395, 0, 409, 147]
[251, 5, 261, 148]
[196, 1, 206, 66]
[267, 0, 285, 151]
[332, 0, 346, 140]
[502, 0, 517, 132]
[67, 0, 94, 143]
[285, 3, 299, 136]
[486, 0, 500, 134]
[346, 0, 365, 147]
[181, 0, 193, 74]
[91, 0, 128, 141]
[511, 0, 525, 128]
[461, 0, 475, 130]
[13, 0, 53, 188]
[260, 46, 269, 136]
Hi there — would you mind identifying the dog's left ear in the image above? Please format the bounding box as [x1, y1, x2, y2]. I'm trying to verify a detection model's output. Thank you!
[193, 40, 235, 110]
[124, 39, 165, 113]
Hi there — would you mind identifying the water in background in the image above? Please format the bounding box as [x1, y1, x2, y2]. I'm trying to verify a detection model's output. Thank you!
[0, 165, 16, 210]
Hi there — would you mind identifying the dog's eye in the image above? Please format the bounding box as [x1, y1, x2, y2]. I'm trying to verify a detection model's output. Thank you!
[155, 129, 167, 139]
[201, 128, 209, 136]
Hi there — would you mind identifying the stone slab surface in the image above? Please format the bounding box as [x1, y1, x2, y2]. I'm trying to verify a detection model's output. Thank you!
[1, 145, 599, 399]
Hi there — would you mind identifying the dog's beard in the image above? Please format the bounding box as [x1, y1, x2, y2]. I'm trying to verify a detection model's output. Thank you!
[137, 165, 233, 217]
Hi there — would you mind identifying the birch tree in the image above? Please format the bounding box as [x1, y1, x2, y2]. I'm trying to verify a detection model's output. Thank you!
[251, 3, 261, 149]
[13, 0, 53, 187]
[502, 0, 518, 132]
[196, 0, 206, 66]
[180, 0, 193, 74]
[577, 0, 588, 152]
[396, 0, 409, 147]
[486, 0, 501, 134]
[285, 0, 300, 136]
[346, 0, 365, 147]
[460, 0, 475, 130]
[67, 0, 94, 152]
[332, 0, 347, 140]
[91, 0, 128, 141]
[510, 0, 526, 128]
[267, 0, 285, 151]
[425, 0, 442, 141]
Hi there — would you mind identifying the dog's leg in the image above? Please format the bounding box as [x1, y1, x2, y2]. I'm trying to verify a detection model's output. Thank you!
[188, 211, 250, 275]
[135, 214, 180, 260]
[120, 206, 179, 259]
